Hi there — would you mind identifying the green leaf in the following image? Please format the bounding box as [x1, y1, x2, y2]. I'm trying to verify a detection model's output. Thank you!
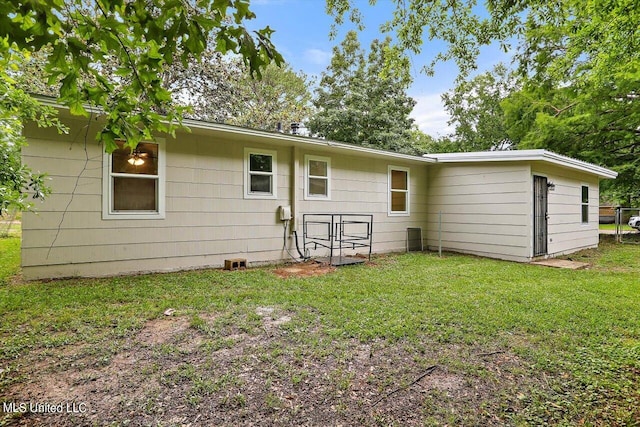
[68, 98, 87, 117]
[100, 130, 118, 153]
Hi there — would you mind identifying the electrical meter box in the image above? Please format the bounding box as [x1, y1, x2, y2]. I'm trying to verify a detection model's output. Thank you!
[279, 206, 292, 221]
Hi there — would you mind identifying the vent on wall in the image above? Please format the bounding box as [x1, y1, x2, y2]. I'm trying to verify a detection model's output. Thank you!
[407, 227, 423, 252]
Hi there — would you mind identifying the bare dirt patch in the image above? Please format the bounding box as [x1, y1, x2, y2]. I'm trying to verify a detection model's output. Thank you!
[272, 261, 336, 278]
[1, 308, 550, 427]
[136, 316, 190, 346]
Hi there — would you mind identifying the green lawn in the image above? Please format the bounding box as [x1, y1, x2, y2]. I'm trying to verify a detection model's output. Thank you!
[599, 223, 636, 232]
[0, 211, 21, 238]
[1, 237, 639, 425]
[0, 237, 20, 284]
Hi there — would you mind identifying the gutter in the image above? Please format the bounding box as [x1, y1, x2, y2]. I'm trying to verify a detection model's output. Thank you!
[426, 150, 618, 179]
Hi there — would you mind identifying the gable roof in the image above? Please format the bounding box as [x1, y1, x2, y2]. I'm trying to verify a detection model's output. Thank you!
[427, 150, 618, 179]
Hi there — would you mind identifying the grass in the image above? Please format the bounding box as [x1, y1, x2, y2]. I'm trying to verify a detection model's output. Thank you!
[599, 223, 636, 232]
[0, 211, 21, 238]
[0, 211, 21, 284]
[0, 237, 20, 284]
[1, 236, 639, 425]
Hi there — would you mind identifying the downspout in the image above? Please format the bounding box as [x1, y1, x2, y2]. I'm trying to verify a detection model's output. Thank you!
[290, 146, 306, 259]
[291, 146, 299, 232]
[426, 156, 441, 256]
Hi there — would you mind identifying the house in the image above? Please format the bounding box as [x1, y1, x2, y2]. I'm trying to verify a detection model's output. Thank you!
[20, 103, 617, 279]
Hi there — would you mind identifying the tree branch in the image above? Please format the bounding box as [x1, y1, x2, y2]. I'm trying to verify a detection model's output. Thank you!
[551, 101, 578, 117]
[94, 0, 148, 103]
[371, 365, 437, 407]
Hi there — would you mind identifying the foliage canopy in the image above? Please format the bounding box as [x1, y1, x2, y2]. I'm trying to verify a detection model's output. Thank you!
[308, 31, 418, 154]
[441, 63, 518, 152]
[328, 0, 638, 201]
[0, 0, 282, 153]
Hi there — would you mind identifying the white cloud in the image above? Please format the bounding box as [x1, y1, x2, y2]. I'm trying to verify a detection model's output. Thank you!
[303, 48, 332, 67]
[410, 93, 453, 138]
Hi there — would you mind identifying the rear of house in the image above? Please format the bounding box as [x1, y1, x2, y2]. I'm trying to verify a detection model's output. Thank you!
[21, 103, 617, 279]
[21, 110, 432, 280]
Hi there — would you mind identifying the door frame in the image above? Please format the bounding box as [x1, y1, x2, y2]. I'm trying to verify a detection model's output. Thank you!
[533, 175, 548, 257]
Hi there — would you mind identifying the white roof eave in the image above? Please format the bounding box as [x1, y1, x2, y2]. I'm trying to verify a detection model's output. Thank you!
[182, 118, 436, 164]
[427, 150, 618, 179]
[34, 96, 435, 165]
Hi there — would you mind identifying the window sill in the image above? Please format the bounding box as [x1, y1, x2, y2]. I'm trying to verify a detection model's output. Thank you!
[304, 195, 331, 201]
[388, 212, 410, 217]
[244, 193, 277, 200]
[102, 212, 166, 220]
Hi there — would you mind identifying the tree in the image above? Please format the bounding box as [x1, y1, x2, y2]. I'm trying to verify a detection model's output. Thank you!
[228, 62, 313, 132]
[326, 0, 639, 84]
[16, 46, 312, 133]
[1, 0, 282, 153]
[0, 49, 62, 214]
[307, 31, 417, 154]
[441, 63, 520, 152]
[0, 137, 50, 217]
[408, 128, 456, 154]
[327, 0, 639, 201]
[502, 73, 640, 204]
[161, 48, 243, 124]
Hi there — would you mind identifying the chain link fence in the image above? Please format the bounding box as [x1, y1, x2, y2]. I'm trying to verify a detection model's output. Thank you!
[615, 207, 640, 244]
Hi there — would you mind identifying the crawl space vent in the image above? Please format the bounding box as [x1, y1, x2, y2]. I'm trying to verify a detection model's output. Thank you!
[407, 227, 423, 252]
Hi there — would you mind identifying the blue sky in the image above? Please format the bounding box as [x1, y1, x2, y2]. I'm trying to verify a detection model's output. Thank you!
[247, 0, 510, 137]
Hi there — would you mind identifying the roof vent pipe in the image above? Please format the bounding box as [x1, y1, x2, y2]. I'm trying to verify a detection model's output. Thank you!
[291, 122, 300, 135]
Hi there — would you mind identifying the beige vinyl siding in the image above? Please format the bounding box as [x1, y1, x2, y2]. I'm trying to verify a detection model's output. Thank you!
[22, 118, 429, 279]
[426, 163, 531, 262]
[22, 119, 291, 279]
[531, 163, 600, 256]
[296, 150, 429, 257]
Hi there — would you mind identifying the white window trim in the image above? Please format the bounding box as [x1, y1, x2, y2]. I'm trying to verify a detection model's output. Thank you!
[388, 165, 410, 216]
[304, 154, 331, 200]
[244, 148, 278, 199]
[102, 138, 166, 220]
[581, 184, 590, 224]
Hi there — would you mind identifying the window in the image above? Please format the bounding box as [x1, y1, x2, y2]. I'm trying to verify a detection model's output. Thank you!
[103, 140, 165, 219]
[244, 148, 277, 199]
[304, 155, 331, 199]
[388, 166, 410, 215]
[581, 185, 589, 223]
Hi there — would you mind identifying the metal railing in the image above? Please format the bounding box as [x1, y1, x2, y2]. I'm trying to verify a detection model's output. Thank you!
[302, 214, 373, 264]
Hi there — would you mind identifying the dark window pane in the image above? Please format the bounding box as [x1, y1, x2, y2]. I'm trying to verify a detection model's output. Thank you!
[582, 205, 589, 223]
[250, 174, 272, 193]
[113, 177, 157, 211]
[309, 178, 327, 196]
[309, 160, 327, 177]
[250, 154, 272, 173]
[112, 142, 158, 175]
[582, 186, 589, 204]
[391, 191, 407, 212]
[391, 170, 407, 190]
